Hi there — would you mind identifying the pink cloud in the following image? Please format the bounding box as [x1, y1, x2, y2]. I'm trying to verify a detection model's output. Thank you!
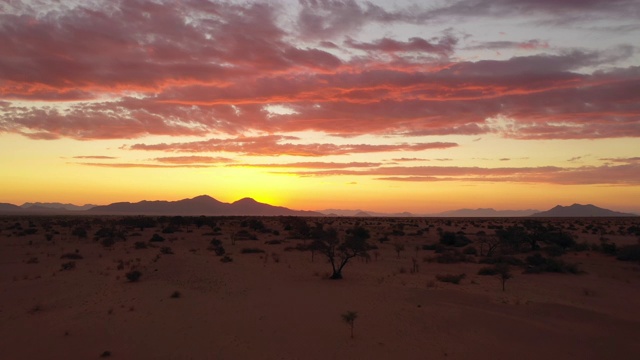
[73, 162, 213, 169]
[275, 163, 640, 185]
[128, 135, 457, 157]
[153, 156, 235, 164]
[73, 156, 117, 160]
[0, 1, 638, 142]
[227, 162, 381, 169]
[345, 35, 457, 56]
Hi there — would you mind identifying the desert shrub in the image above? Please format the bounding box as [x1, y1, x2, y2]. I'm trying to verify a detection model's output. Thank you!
[542, 244, 565, 257]
[462, 246, 478, 255]
[525, 253, 580, 274]
[525, 253, 547, 266]
[101, 238, 115, 248]
[71, 226, 88, 239]
[241, 247, 265, 254]
[214, 246, 226, 256]
[479, 255, 523, 266]
[439, 231, 471, 247]
[170, 291, 181, 299]
[600, 242, 617, 255]
[436, 273, 465, 284]
[435, 249, 471, 264]
[134, 241, 147, 249]
[160, 246, 174, 255]
[220, 255, 233, 263]
[544, 231, 576, 249]
[265, 239, 282, 245]
[572, 242, 590, 252]
[210, 239, 222, 247]
[60, 253, 83, 259]
[125, 270, 142, 282]
[422, 243, 442, 251]
[284, 243, 309, 252]
[478, 266, 499, 275]
[233, 229, 257, 241]
[161, 225, 179, 234]
[60, 261, 76, 271]
[616, 244, 640, 262]
[150, 233, 165, 242]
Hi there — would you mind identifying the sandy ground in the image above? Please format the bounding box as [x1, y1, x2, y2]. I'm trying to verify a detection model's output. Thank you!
[1, 216, 639, 359]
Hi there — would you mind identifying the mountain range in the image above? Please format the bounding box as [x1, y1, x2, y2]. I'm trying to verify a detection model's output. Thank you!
[0, 196, 637, 217]
[530, 204, 637, 217]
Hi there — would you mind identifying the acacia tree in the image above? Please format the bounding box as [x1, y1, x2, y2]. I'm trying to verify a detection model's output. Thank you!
[312, 225, 371, 280]
[341, 311, 358, 339]
[496, 263, 512, 291]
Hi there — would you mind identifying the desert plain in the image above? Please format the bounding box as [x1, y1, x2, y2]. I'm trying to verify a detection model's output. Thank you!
[1, 215, 639, 360]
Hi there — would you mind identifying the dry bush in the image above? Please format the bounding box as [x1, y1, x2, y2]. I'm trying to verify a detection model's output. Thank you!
[435, 273, 465, 284]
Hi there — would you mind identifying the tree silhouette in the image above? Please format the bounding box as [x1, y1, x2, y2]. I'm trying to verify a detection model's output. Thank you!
[496, 263, 512, 291]
[393, 242, 405, 258]
[312, 225, 371, 279]
[341, 311, 358, 339]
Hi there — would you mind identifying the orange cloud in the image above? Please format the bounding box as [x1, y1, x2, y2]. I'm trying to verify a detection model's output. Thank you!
[128, 136, 458, 156]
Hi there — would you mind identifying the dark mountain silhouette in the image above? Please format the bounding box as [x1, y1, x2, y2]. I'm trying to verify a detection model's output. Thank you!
[434, 208, 539, 217]
[532, 204, 637, 217]
[0, 203, 22, 213]
[318, 209, 416, 217]
[21, 202, 96, 211]
[354, 211, 372, 217]
[86, 195, 323, 216]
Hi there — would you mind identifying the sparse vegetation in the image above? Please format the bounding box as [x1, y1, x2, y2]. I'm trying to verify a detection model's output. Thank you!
[241, 247, 265, 254]
[341, 311, 358, 339]
[60, 261, 76, 271]
[160, 246, 174, 254]
[125, 270, 142, 282]
[312, 225, 372, 280]
[436, 273, 466, 284]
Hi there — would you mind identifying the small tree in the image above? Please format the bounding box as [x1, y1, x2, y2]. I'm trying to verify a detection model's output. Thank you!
[496, 263, 512, 291]
[341, 311, 358, 339]
[312, 225, 371, 280]
[393, 242, 405, 258]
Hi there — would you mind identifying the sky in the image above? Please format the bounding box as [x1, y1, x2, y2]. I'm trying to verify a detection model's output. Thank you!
[1, 0, 639, 214]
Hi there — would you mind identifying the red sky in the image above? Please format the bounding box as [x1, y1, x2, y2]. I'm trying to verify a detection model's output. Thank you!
[1, 0, 639, 213]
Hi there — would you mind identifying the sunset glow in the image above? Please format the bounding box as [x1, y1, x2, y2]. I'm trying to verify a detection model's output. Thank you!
[1, 0, 639, 213]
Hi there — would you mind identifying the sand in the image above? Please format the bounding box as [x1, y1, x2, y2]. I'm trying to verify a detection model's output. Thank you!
[1, 216, 639, 359]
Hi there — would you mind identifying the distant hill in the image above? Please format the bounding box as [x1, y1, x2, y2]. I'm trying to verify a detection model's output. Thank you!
[531, 204, 637, 217]
[318, 209, 416, 217]
[0, 203, 22, 213]
[434, 208, 540, 217]
[21, 202, 96, 211]
[87, 195, 323, 216]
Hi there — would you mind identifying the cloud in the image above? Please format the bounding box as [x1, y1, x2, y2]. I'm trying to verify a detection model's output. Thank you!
[275, 163, 640, 185]
[128, 135, 458, 157]
[345, 35, 457, 56]
[73, 162, 212, 169]
[153, 156, 235, 164]
[391, 158, 428, 162]
[227, 162, 382, 169]
[600, 157, 640, 164]
[466, 39, 550, 51]
[72, 156, 117, 160]
[0, 1, 638, 142]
